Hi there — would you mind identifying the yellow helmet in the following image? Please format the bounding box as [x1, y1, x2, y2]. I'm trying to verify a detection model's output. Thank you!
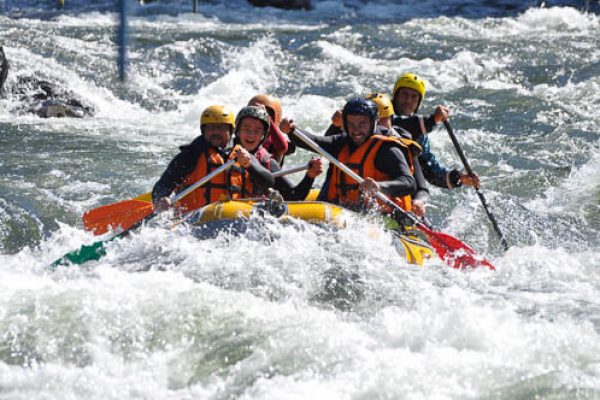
[365, 93, 394, 119]
[392, 73, 426, 112]
[200, 105, 235, 131]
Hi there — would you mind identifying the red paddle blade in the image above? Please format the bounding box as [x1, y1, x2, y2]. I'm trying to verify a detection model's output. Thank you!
[83, 199, 154, 235]
[418, 226, 496, 270]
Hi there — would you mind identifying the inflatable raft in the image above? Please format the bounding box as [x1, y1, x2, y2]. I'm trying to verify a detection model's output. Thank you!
[183, 198, 434, 266]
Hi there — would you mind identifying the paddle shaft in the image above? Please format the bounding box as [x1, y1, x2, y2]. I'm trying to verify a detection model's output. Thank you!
[443, 121, 509, 250]
[272, 163, 309, 178]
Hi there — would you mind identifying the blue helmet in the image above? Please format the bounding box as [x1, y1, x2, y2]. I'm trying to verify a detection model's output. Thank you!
[342, 97, 378, 135]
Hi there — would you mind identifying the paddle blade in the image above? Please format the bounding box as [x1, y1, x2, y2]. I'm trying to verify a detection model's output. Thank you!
[51, 240, 107, 267]
[83, 199, 154, 235]
[418, 226, 496, 270]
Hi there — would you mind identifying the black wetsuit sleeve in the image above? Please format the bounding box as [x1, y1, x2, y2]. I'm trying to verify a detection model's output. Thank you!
[285, 138, 296, 156]
[373, 142, 417, 198]
[412, 153, 430, 203]
[288, 129, 345, 157]
[152, 137, 207, 202]
[248, 155, 275, 189]
[270, 160, 315, 201]
[420, 161, 461, 189]
[324, 124, 343, 137]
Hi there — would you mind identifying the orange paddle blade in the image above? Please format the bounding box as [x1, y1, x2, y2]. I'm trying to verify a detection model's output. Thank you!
[83, 199, 154, 235]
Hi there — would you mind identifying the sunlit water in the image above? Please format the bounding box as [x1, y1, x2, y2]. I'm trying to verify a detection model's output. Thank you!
[1, 1, 600, 398]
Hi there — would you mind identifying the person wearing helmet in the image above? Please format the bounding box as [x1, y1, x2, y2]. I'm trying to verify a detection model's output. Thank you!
[235, 105, 323, 200]
[309, 93, 430, 215]
[247, 94, 293, 164]
[366, 92, 395, 131]
[286, 97, 428, 213]
[323, 92, 414, 137]
[151, 105, 275, 212]
[392, 73, 479, 196]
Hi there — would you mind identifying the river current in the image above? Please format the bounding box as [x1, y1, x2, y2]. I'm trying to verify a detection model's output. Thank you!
[1, 1, 599, 398]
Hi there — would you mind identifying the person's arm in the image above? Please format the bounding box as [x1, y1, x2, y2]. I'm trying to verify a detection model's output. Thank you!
[284, 139, 296, 157]
[287, 128, 345, 156]
[246, 154, 275, 188]
[262, 120, 288, 161]
[410, 149, 430, 217]
[152, 137, 207, 203]
[272, 159, 321, 201]
[324, 124, 343, 137]
[373, 143, 416, 198]
[411, 153, 430, 203]
[418, 136, 461, 189]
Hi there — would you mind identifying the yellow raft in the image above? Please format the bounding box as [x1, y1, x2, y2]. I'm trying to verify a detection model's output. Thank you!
[184, 198, 434, 266]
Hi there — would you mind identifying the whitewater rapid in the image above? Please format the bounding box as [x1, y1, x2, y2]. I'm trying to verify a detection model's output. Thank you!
[1, 1, 599, 398]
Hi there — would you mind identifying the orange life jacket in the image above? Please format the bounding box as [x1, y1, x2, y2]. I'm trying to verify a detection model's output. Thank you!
[236, 146, 273, 198]
[324, 134, 418, 212]
[175, 145, 247, 212]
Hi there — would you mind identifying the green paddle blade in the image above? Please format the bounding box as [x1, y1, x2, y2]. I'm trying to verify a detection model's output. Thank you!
[51, 240, 109, 267]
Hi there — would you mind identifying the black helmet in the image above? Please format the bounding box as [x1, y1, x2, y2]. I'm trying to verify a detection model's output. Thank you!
[342, 97, 378, 135]
[235, 106, 270, 134]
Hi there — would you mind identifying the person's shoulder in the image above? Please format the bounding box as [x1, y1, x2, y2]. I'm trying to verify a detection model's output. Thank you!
[378, 138, 404, 152]
[179, 135, 207, 153]
[330, 131, 348, 142]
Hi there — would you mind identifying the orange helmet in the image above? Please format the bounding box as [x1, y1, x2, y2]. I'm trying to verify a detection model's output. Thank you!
[247, 94, 282, 125]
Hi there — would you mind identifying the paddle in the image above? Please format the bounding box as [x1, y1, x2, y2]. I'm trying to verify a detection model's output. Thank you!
[272, 163, 309, 178]
[83, 163, 311, 235]
[443, 121, 509, 251]
[292, 128, 496, 270]
[53, 159, 236, 267]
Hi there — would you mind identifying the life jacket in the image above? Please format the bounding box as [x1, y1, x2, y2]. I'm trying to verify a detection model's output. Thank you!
[324, 134, 420, 212]
[175, 145, 247, 212]
[236, 145, 273, 198]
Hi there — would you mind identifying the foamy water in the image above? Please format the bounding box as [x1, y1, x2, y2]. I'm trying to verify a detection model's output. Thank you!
[1, 2, 599, 398]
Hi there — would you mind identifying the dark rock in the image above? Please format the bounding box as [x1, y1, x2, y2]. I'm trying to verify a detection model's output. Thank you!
[0, 46, 94, 118]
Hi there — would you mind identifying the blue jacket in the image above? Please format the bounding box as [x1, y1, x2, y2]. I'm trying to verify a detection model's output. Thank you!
[392, 114, 461, 189]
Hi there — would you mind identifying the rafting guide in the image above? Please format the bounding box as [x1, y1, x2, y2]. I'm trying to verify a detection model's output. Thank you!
[392, 72, 480, 190]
